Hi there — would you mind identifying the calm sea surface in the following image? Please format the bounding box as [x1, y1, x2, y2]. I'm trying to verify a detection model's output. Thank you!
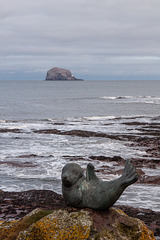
[0, 80, 160, 120]
[0, 80, 160, 211]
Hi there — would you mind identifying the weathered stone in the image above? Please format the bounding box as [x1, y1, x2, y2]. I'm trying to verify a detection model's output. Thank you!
[0, 219, 19, 239]
[88, 207, 156, 240]
[0, 208, 155, 240]
[17, 209, 92, 240]
[0, 208, 54, 240]
[45, 67, 82, 81]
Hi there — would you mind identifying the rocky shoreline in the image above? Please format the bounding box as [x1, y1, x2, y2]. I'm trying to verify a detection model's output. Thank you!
[1, 121, 160, 186]
[0, 189, 160, 238]
[0, 119, 160, 238]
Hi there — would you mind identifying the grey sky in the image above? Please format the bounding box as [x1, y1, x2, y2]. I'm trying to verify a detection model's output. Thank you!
[1, 0, 160, 80]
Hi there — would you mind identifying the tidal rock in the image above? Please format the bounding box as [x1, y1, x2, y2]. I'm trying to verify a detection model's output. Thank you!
[0, 208, 156, 240]
[45, 67, 82, 81]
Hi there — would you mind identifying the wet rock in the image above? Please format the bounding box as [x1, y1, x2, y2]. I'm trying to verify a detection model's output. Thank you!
[90, 155, 124, 163]
[34, 128, 61, 134]
[0, 128, 21, 133]
[0, 161, 37, 168]
[0, 190, 65, 220]
[139, 175, 160, 185]
[34, 128, 108, 138]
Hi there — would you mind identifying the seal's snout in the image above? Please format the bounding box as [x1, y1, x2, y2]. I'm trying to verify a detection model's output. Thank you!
[62, 175, 68, 182]
[62, 174, 72, 187]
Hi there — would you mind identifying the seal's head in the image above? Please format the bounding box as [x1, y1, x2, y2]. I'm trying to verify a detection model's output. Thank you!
[61, 163, 84, 187]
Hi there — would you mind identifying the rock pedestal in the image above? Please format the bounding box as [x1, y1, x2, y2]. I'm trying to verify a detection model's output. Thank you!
[0, 207, 156, 240]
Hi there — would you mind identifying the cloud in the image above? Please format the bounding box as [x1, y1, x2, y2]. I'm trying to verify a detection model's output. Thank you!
[0, 0, 160, 80]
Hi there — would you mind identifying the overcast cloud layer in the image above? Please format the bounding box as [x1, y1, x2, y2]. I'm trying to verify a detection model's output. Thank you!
[1, 0, 160, 80]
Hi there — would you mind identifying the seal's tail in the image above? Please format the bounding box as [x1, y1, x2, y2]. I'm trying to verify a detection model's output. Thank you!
[121, 160, 138, 187]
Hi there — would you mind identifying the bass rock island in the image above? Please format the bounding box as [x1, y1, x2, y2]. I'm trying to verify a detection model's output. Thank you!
[45, 67, 83, 81]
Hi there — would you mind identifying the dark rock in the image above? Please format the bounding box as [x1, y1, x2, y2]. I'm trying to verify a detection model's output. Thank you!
[0, 161, 37, 168]
[139, 175, 160, 185]
[0, 128, 21, 133]
[90, 155, 125, 163]
[45, 67, 83, 81]
[0, 190, 65, 220]
[34, 128, 108, 138]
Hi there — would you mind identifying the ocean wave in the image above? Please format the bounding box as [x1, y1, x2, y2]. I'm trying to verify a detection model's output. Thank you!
[83, 116, 116, 121]
[0, 120, 7, 123]
[100, 95, 160, 105]
[101, 95, 154, 100]
[116, 184, 160, 212]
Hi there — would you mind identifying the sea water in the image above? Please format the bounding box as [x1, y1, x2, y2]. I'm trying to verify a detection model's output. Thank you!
[0, 80, 160, 211]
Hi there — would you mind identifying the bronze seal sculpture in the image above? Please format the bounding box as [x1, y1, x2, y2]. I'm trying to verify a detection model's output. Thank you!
[61, 160, 138, 210]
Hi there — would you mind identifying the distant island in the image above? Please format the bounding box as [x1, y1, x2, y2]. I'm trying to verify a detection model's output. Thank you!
[45, 67, 83, 81]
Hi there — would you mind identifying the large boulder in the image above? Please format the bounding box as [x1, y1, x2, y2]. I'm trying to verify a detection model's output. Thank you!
[45, 67, 82, 81]
[0, 207, 156, 240]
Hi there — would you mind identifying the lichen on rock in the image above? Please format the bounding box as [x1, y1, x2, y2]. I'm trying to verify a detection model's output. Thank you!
[91, 208, 155, 240]
[0, 208, 53, 240]
[17, 209, 92, 240]
[0, 207, 156, 240]
[0, 220, 19, 240]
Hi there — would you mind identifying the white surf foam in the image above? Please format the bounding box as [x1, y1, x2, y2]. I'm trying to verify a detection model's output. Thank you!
[101, 95, 160, 105]
[83, 116, 116, 121]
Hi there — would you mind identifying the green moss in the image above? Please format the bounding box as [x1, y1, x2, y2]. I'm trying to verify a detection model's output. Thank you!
[117, 222, 140, 240]
[27, 209, 54, 224]
[92, 229, 115, 240]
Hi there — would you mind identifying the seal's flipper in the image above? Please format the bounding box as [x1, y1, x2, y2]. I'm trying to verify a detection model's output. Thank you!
[86, 163, 98, 181]
[122, 160, 138, 187]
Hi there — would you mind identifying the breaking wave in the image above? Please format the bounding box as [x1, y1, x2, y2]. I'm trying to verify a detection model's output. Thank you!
[101, 96, 160, 104]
